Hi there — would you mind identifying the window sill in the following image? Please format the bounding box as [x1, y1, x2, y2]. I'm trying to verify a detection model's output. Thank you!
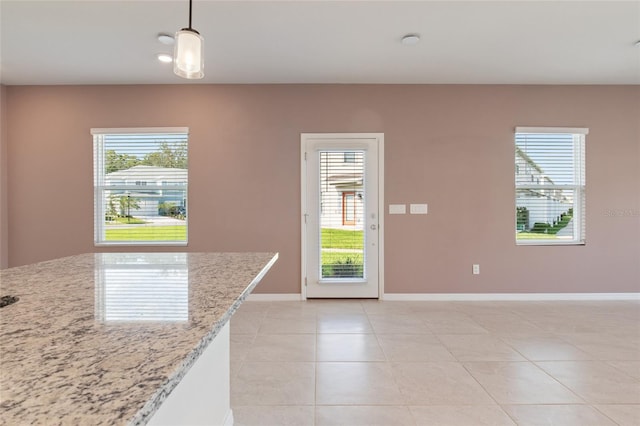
[516, 240, 585, 246]
[95, 242, 188, 247]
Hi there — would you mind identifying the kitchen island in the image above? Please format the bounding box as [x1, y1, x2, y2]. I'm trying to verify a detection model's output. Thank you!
[0, 252, 278, 425]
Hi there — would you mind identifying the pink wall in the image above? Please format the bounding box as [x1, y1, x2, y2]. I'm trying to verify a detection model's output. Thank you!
[0, 84, 7, 269]
[4, 85, 640, 293]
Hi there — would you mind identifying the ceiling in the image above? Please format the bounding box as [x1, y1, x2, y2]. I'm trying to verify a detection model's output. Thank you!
[1, 0, 639, 86]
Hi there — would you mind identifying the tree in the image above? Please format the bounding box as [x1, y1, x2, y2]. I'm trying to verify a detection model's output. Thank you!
[119, 195, 141, 221]
[141, 142, 187, 169]
[106, 195, 119, 220]
[158, 201, 176, 216]
[105, 150, 140, 173]
[105, 142, 187, 174]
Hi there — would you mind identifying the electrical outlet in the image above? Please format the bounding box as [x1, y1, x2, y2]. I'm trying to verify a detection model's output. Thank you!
[472, 264, 480, 275]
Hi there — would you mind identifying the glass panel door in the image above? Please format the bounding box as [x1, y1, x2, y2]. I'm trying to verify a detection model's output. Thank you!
[319, 151, 365, 279]
[302, 134, 381, 299]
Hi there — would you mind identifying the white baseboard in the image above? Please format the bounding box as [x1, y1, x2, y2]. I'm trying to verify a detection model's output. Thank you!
[246, 293, 303, 302]
[224, 409, 233, 426]
[382, 293, 640, 301]
[246, 293, 640, 302]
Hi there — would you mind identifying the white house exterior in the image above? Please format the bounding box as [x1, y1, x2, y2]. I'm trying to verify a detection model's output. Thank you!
[105, 165, 187, 217]
[515, 147, 571, 230]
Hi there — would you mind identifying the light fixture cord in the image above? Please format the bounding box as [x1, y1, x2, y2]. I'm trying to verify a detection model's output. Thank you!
[188, 0, 193, 30]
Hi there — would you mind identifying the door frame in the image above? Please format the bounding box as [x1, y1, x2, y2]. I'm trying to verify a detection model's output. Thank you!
[300, 133, 385, 300]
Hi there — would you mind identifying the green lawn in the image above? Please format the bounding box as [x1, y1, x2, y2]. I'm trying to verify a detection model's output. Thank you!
[321, 228, 364, 250]
[516, 233, 562, 240]
[322, 251, 363, 265]
[105, 225, 186, 241]
[320, 228, 364, 278]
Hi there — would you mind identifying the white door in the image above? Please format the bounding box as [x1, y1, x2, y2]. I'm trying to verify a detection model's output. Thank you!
[301, 133, 383, 298]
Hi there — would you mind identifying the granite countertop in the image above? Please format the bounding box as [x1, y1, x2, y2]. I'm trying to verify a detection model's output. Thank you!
[0, 252, 278, 425]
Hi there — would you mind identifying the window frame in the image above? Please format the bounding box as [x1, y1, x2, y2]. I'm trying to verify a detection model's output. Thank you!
[92, 127, 189, 247]
[515, 126, 588, 246]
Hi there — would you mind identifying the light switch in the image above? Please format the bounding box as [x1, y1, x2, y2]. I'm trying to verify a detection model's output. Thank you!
[389, 204, 406, 214]
[410, 204, 428, 214]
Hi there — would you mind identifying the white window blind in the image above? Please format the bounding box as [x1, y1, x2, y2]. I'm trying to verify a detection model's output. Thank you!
[319, 150, 365, 279]
[92, 128, 188, 246]
[515, 127, 587, 245]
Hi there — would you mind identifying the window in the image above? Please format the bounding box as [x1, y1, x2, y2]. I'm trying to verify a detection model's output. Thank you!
[92, 128, 188, 245]
[515, 127, 587, 245]
[343, 152, 356, 163]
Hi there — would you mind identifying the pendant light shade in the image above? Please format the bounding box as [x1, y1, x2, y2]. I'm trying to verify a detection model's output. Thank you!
[174, 29, 204, 79]
[174, 0, 204, 79]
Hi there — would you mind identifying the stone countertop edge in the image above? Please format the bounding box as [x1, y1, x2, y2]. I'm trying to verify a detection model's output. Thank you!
[128, 252, 279, 426]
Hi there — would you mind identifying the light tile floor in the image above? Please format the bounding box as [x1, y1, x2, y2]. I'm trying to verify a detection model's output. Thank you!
[230, 300, 640, 426]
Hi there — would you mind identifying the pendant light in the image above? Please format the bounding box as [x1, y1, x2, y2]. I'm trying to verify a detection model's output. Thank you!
[174, 0, 204, 79]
